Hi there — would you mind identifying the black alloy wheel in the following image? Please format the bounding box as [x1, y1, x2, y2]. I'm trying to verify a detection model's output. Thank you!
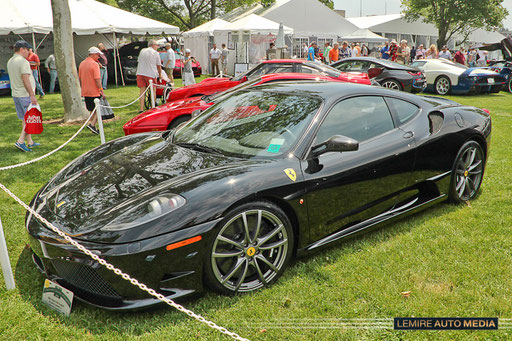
[204, 201, 294, 294]
[380, 79, 402, 91]
[449, 141, 485, 203]
[434, 76, 451, 95]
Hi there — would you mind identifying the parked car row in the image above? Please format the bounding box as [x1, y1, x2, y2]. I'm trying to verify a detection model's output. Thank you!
[28, 74, 492, 310]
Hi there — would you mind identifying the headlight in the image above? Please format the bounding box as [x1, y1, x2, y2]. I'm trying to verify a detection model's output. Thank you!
[102, 194, 186, 231]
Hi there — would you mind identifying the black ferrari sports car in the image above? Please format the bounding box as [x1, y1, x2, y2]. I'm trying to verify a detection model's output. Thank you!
[331, 57, 426, 93]
[26, 82, 491, 310]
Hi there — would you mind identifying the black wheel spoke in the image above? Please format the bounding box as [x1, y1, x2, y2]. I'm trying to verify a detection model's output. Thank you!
[258, 224, 284, 247]
[255, 254, 279, 273]
[217, 235, 244, 250]
[233, 260, 249, 292]
[252, 258, 267, 285]
[221, 258, 246, 284]
[468, 160, 482, 172]
[259, 238, 288, 251]
[213, 250, 243, 258]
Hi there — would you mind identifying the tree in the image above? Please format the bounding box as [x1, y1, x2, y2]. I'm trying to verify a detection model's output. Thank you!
[319, 0, 334, 9]
[402, 0, 508, 48]
[50, 0, 88, 122]
[116, 0, 212, 30]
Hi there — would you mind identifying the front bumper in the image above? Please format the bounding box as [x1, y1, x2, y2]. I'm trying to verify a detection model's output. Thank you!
[27, 215, 222, 310]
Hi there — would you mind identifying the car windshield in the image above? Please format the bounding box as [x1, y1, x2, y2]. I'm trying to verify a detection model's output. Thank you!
[174, 89, 322, 158]
[304, 62, 341, 77]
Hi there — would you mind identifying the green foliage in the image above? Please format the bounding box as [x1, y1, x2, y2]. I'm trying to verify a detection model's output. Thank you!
[402, 0, 509, 48]
[318, 0, 334, 9]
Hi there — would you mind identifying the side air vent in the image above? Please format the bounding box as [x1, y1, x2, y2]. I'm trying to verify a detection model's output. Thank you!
[428, 111, 444, 134]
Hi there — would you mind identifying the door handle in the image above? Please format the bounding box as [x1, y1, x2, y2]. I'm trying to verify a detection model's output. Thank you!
[403, 131, 414, 139]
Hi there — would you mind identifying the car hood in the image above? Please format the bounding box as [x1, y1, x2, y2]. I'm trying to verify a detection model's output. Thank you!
[44, 136, 244, 235]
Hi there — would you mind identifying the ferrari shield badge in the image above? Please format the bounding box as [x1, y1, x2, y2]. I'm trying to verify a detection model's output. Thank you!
[283, 168, 297, 182]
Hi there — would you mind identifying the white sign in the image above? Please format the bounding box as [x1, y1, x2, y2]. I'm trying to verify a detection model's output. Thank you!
[42, 279, 74, 316]
[234, 63, 249, 77]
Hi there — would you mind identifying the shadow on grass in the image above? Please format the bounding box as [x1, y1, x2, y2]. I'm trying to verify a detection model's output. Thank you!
[12, 198, 469, 337]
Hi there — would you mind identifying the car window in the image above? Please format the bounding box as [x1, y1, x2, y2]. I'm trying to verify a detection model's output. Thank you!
[334, 61, 370, 72]
[267, 65, 295, 74]
[300, 65, 324, 75]
[315, 96, 395, 143]
[385, 97, 420, 125]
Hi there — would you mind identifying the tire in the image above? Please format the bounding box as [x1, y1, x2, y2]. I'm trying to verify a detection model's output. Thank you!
[449, 141, 485, 203]
[204, 201, 294, 294]
[507, 77, 512, 93]
[380, 79, 402, 91]
[434, 76, 451, 95]
[167, 115, 191, 130]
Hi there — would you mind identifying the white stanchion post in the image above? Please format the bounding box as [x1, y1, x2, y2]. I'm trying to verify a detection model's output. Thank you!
[149, 80, 155, 108]
[94, 98, 106, 144]
[0, 217, 15, 290]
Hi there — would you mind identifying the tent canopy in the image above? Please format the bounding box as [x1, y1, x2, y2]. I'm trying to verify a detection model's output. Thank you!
[341, 29, 387, 43]
[183, 18, 231, 37]
[218, 14, 293, 35]
[0, 0, 179, 35]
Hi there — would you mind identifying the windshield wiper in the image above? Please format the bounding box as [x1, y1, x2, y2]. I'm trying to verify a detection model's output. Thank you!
[175, 142, 223, 155]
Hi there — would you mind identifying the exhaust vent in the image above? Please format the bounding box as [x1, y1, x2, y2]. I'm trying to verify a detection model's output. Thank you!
[428, 111, 444, 134]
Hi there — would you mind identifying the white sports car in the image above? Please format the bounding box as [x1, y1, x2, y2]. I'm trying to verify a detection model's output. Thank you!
[410, 59, 505, 95]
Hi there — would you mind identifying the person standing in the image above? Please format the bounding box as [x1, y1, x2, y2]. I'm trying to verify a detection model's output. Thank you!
[221, 44, 228, 75]
[380, 41, 390, 60]
[439, 46, 452, 60]
[389, 40, 399, 61]
[302, 43, 308, 58]
[415, 44, 426, 60]
[454, 47, 466, 65]
[79, 47, 105, 135]
[467, 47, 477, 67]
[182, 49, 196, 86]
[329, 42, 339, 63]
[135, 39, 162, 113]
[323, 42, 332, 64]
[97, 43, 108, 90]
[210, 43, 222, 76]
[44, 53, 58, 94]
[426, 44, 438, 59]
[161, 43, 176, 84]
[307, 42, 317, 62]
[477, 50, 488, 67]
[340, 41, 351, 59]
[361, 44, 369, 57]
[409, 46, 416, 63]
[7, 40, 39, 152]
[26, 48, 45, 99]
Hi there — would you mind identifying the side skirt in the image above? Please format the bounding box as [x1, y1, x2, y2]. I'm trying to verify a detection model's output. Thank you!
[299, 193, 447, 254]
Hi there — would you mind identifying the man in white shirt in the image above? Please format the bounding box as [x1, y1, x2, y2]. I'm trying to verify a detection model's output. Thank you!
[221, 44, 228, 75]
[161, 43, 176, 84]
[7, 40, 38, 152]
[210, 43, 222, 76]
[439, 46, 452, 60]
[136, 39, 162, 112]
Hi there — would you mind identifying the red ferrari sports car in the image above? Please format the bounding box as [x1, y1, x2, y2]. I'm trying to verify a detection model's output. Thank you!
[166, 59, 371, 102]
[124, 72, 368, 135]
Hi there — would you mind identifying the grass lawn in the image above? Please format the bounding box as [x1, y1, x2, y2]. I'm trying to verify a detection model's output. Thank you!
[0, 82, 511, 340]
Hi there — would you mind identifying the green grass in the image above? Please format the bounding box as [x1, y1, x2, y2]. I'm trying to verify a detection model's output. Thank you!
[0, 86, 511, 340]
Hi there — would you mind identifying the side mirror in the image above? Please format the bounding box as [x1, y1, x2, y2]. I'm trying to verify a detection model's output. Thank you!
[311, 135, 359, 156]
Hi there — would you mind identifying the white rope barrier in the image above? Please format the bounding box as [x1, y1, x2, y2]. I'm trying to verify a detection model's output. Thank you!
[0, 109, 96, 171]
[97, 84, 152, 109]
[0, 182, 249, 341]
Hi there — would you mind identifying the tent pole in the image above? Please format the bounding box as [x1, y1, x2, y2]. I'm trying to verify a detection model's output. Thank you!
[113, 32, 118, 87]
[115, 33, 125, 86]
[32, 32, 36, 53]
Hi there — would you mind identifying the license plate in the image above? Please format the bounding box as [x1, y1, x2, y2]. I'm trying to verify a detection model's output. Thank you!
[42, 279, 74, 316]
[487, 78, 495, 84]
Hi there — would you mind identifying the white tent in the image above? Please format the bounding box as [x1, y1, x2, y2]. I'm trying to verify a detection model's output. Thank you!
[219, 14, 294, 35]
[0, 0, 179, 35]
[183, 18, 231, 75]
[347, 14, 505, 49]
[0, 0, 179, 84]
[341, 29, 387, 43]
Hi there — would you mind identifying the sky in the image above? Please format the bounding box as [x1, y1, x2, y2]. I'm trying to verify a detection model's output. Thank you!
[333, 0, 512, 30]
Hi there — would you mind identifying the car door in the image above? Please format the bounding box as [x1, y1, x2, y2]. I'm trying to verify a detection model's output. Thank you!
[301, 95, 416, 242]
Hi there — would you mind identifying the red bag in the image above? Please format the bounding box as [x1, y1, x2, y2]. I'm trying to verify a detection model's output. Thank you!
[24, 104, 44, 134]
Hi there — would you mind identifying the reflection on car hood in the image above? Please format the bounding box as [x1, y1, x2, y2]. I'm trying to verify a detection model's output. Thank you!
[462, 68, 499, 77]
[45, 137, 238, 234]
